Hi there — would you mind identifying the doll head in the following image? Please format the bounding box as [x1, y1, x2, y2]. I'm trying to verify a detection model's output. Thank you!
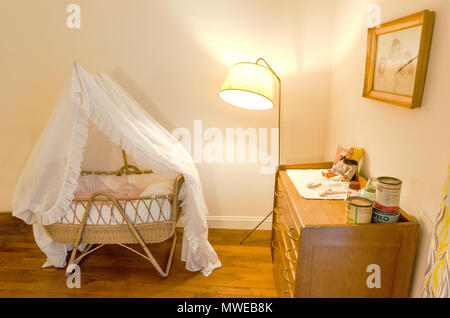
[346, 147, 365, 162]
[346, 148, 354, 160]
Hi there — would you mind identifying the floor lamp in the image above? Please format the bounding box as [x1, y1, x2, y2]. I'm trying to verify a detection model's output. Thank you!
[218, 58, 281, 244]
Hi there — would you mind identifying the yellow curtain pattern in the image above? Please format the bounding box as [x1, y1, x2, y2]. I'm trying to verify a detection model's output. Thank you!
[423, 163, 450, 298]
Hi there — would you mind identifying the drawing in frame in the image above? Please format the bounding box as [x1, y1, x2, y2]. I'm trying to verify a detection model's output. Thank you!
[363, 10, 435, 109]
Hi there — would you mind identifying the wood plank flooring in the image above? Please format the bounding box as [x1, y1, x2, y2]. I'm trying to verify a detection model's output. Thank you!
[0, 214, 277, 298]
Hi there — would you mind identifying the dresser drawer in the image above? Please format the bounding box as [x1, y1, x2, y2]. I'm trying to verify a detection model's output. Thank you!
[273, 215, 298, 274]
[272, 225, 295, 298]
[273, 248, 294, 298]
[279, 200, 300, 249]
[275, 178, 301, 252]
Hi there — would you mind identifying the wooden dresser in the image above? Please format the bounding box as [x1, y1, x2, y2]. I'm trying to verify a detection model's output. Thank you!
[271, 162, 419, 298]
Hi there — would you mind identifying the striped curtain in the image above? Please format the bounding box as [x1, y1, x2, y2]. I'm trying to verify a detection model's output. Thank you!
[423, 163, 450, 298]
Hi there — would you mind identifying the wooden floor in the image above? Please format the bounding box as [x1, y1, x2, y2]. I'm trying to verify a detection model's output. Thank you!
[0, 214, 277, 298]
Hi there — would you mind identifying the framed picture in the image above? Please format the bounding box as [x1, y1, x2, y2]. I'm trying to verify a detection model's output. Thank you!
[363, 10, 435, 108]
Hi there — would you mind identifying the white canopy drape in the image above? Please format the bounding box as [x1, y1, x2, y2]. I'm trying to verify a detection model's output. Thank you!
[12, 62, 221, 276]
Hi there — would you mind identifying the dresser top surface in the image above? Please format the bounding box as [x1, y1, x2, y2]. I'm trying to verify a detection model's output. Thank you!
[278, 167, 415, 227]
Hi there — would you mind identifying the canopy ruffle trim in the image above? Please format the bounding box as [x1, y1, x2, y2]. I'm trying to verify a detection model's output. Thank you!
[32, 108, 88, 225]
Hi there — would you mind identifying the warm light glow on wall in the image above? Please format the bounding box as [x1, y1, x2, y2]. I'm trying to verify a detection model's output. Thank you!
[163, 2, 300, 76]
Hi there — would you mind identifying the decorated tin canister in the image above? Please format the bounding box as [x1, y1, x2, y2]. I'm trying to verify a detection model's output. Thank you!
[371, 207, 400, 223]
[345, 196, 374, 224]
[375, 176, 402, 212]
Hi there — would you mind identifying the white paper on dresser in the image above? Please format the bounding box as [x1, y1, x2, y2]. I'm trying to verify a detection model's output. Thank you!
[286, 169, 347, 200]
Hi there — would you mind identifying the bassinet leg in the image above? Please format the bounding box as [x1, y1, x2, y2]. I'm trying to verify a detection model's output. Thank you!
[66, 247, 79, 277]
[150, 232, 177, 278]
[132, 232, 177, 278]
[65, 196, 96, 277]
[65, 244, 97, 277]
[163, 232, 177, 276]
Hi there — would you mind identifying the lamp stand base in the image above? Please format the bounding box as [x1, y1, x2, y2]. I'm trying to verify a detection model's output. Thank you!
[239, 210, 274, 245]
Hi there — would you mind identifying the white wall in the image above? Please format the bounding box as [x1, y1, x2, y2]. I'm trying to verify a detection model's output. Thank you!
[326, 0, 450, 297]
[0, 0, 336, 229]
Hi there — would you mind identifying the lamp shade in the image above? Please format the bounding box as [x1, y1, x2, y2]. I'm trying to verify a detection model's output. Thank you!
[219, 62, 274, 110]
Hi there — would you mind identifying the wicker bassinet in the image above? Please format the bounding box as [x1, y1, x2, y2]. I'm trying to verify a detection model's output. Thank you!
[44, 150, 184, 278]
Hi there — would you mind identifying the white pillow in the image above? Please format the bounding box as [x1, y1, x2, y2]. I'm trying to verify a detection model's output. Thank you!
[75, 173, 174, 197]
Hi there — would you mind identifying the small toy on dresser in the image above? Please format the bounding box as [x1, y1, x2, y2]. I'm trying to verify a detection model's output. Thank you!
[305, 146, 365, 198]
[322, 147, 365, 181]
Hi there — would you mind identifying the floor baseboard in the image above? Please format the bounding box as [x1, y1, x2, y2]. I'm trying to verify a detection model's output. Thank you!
[205, 215, 272, 230]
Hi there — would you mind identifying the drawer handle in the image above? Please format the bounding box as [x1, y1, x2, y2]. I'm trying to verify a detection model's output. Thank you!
[274, 191, 284, 198]
[285, 248, 297, 264]
[272, 222, 280, 232]
[287, 228, 299, 241]
[273, 207, 283, 215]
[271, 240, 279, 250]
[282, 290, 291, 298]
[283, 268, 295, 285]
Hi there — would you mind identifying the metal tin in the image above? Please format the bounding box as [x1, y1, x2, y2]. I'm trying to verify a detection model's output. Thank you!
[345, 196, 374, 224]
[375, 176, 402, 212]
[371, 207, 400, 223]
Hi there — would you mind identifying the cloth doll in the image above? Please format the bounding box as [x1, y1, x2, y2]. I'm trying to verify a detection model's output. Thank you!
[322, 147, 365, 181]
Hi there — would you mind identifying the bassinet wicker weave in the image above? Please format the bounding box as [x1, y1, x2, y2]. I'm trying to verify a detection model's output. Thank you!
[43, 150, 184, 278]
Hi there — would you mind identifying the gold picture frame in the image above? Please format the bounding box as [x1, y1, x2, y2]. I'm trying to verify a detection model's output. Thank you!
[363, 10, 435, 109]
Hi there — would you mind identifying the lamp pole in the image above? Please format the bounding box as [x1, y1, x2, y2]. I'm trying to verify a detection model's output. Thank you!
[239, 58, 281, 245]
